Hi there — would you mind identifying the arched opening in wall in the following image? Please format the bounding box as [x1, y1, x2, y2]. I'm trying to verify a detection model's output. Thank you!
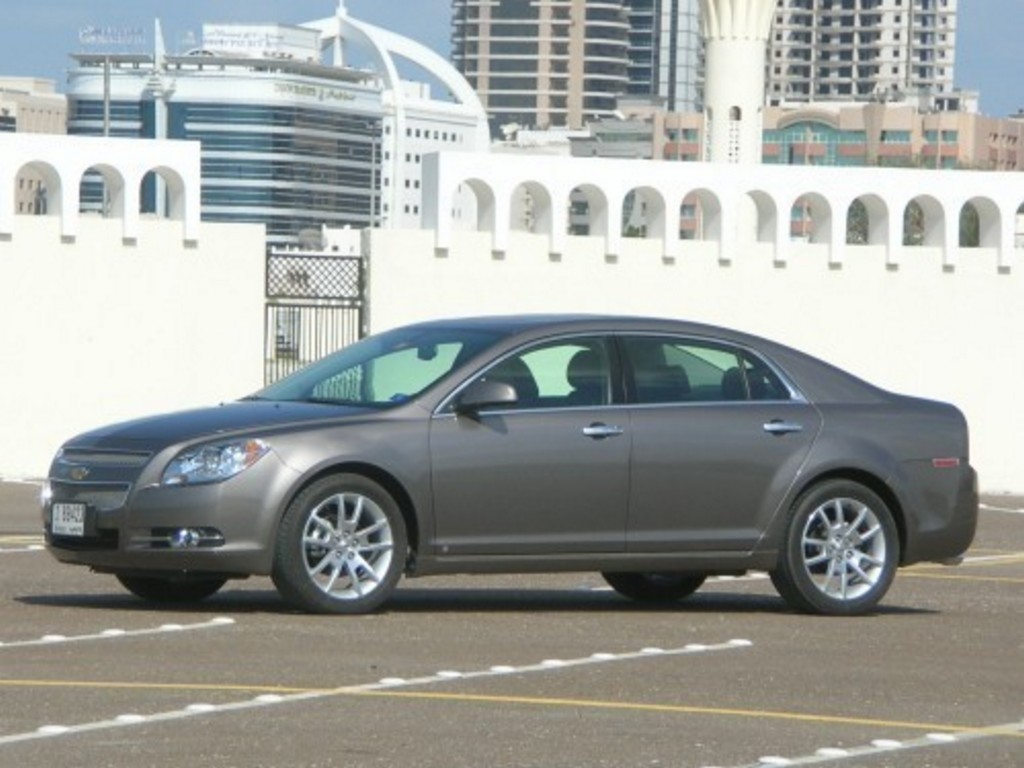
[14, 161, 61, 217]
[510, 181, 553, 235]
[960, 197, 999, 249]
[141, 166, 187, 220]
[567, 184, 608, 237]
[679, 188, 722, 241]
[789, 193, 832, 243]
[622, 186, 665, 239]
[79, 164, 125, 219]
[846, 194, 888, 246]
[903, 195, 943, 246]
[451, 177, 495, 232]
[746, 190, 776, 244]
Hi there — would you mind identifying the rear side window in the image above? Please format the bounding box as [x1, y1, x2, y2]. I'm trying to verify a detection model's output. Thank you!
[623, 337, 790, 404]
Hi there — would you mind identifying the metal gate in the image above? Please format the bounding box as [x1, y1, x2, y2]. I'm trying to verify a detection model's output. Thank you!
[264, 252, 366, 384]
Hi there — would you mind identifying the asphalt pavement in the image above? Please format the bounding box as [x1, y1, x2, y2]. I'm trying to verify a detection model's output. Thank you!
[1, 479, 1022, 767]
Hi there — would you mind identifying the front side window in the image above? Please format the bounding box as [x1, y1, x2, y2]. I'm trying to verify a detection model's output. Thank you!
[473, 337, 612, 409]
[623, 337, 790, 404]
[256, 327, 502, 407]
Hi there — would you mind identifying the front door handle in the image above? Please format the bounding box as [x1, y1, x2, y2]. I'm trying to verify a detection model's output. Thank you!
[582, 423, 624, 440]
[764, 420, 803, 436]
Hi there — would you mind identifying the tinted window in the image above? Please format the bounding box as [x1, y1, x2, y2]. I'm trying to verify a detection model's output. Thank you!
[256, 327, 502, 406]
[623, 337, 790, 404]
[475, 337, 611, 409]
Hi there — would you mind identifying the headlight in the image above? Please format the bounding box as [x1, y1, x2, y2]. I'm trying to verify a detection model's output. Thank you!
[162, 439, 271, 486]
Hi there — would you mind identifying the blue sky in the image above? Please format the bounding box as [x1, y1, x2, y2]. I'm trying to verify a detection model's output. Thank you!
[1, 0, 1020, 117]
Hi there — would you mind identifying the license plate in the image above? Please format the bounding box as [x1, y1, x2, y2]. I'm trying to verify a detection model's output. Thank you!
[52, 503, 87, 537]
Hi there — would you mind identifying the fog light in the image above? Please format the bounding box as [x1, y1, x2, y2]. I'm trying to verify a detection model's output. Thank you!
[170, 528, 202, 549]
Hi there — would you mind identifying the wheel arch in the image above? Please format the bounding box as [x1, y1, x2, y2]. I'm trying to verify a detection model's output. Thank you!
[790, 469, 907, 563]
[279, 462, 421, 563]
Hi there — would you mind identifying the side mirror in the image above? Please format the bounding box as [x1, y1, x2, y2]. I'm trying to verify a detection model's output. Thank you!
[453, 379, 518, 415]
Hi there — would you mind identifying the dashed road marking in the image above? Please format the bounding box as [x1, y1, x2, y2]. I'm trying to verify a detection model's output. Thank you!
[0, 617, 235, 648]
[0, 639, 751, 746]
[0, 534, 44, 554]
[723, 719, 1024, 766]
[979, 503, 1024, 514]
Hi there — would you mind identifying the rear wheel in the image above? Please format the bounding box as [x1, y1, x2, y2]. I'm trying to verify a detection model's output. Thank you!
[116, 575, 226, 603]
[272, 474, 407, 615]
[602, 572, 707, 603]
[770, 480, 899, 616]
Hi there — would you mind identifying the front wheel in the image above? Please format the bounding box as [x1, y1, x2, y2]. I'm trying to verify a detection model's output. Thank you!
[116, 575, 226, 603]
[770, 480, 899, 616]
[602, 572, 707, 603]
[272, 474, 407, 614]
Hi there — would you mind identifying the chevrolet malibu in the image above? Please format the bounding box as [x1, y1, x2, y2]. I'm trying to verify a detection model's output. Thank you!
[42, 315, 978, 616]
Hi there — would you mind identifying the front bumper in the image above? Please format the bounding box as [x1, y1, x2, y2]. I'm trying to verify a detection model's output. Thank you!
[43, 455, 295, 577]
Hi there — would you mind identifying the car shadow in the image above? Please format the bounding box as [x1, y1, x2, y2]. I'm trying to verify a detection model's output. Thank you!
[14, 585, 936, 617]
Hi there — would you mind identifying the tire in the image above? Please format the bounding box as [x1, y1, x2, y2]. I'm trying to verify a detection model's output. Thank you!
[271, 474, 407, 615]
[602, 572, 707, 603]
[770, 480, 899, 616]
[116, 575, 226, 603]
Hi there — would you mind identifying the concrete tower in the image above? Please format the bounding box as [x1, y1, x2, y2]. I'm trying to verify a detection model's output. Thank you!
[698, 0, 774, 164]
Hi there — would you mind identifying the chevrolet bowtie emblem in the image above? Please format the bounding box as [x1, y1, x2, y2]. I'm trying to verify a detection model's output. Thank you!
[69, 466, 90, 481]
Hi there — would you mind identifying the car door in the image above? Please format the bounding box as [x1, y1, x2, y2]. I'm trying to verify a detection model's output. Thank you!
[429, 336, 630, 556]
[621, 335, 821, 552]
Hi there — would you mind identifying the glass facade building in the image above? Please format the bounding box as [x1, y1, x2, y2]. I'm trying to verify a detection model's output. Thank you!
[66, 14, 489, 246]
[625, 0, 702, 112]
[67, 54, 384, 245]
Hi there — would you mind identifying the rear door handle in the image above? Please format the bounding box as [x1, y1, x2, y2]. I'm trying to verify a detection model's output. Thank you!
[764, 420, 803, 435]
[582, 423, 624, 440]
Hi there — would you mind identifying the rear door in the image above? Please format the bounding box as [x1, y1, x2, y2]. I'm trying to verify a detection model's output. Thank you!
[621, 335, 821, 552]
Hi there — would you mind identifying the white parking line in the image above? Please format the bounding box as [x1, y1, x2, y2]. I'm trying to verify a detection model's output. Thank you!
[979, 503, 1024, 514]
[0, 638, 752, 746]
[722, 719, 1024, 767]
[0, 535, 44, 554]
[0, 618, 236, 649]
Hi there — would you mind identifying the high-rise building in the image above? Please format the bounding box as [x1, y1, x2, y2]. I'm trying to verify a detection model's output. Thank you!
[452, 0, 630, 132]
[767, 0, 959, 108]
[66, 8, 488, 246]
[452, 0, 706, 131]
[624, 0, 703, 112]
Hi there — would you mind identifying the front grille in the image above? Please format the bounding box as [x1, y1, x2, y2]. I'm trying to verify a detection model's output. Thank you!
[58, 448, 151, 468]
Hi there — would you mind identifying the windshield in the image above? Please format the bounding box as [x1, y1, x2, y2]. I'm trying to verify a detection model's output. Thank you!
[253, 326, 504, 407]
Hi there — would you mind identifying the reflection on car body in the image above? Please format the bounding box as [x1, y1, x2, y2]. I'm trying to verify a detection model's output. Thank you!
[42, 315, 978, 615]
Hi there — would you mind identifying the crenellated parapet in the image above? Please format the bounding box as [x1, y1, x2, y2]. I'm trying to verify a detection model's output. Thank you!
[0, 133, 201, 243]
[424, 150, 1024, 271]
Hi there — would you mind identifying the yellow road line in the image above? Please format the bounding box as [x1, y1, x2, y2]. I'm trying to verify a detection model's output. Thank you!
[3, 678, 1021, 739]
[352, 690, 1023, 738]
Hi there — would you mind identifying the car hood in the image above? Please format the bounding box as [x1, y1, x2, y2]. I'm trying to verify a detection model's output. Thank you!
[64, 400, 377, 452]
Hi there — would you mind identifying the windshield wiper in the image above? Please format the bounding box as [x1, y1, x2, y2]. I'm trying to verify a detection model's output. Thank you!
[296, 397, 367, 407]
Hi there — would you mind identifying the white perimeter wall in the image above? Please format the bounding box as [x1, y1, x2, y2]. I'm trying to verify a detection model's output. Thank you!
[366, 228, 1023, 493]
[0, 215, 266, 478]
